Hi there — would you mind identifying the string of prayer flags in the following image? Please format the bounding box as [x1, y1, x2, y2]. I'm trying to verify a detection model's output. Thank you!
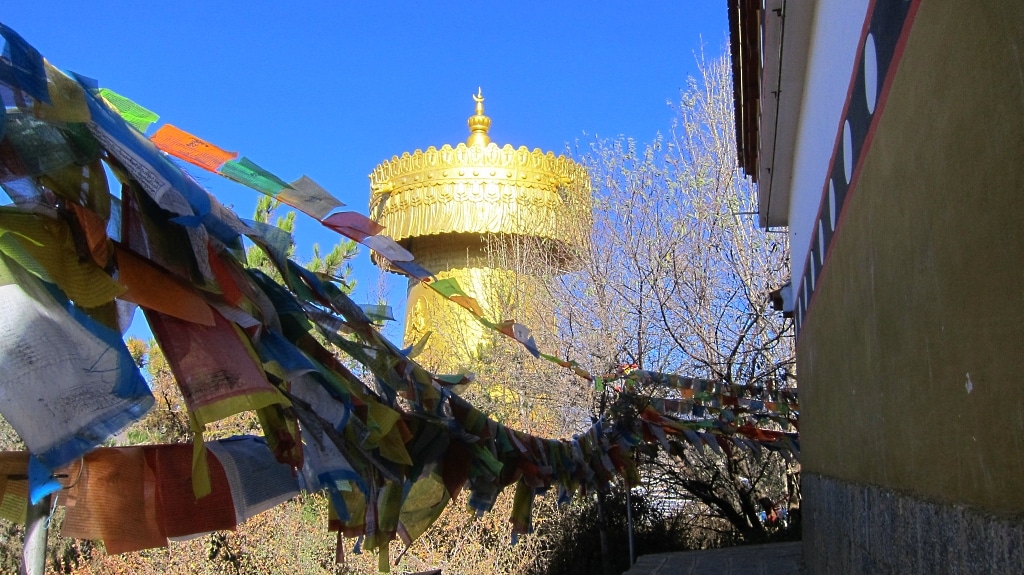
[624, 369, 798, 408]
[100, 106, 343, 223]
[143, 126, 341, 221]
[88, 92, 242, 254]
[150, 124, 238, 172]
[87, 90, 345, 229]
[0, 24, 801, 570]
[83, 85, 210, 219]
[636, 391, 797, 424]
[97, 88, 159, 133]
[47, 75, 599, 384]
[15, 46, 587, 389]
[540, 353, 594, 381]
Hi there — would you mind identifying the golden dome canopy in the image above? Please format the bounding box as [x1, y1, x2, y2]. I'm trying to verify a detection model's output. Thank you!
[368, 90, 591, 258]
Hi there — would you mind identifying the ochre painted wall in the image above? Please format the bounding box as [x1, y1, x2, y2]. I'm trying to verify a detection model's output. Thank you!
[798, 1, 1024, 514]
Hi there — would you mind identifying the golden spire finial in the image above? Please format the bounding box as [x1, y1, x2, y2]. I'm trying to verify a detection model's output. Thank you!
[467, 87, 492, 147]
[473, 87, 485, 114]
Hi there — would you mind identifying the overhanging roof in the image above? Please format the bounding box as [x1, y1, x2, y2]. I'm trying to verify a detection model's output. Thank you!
[728, 0, 762, 181]
[729, 0, 817, 228]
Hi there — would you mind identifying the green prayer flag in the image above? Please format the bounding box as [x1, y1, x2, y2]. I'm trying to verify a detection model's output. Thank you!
[359, 304, 395, 322]
[398, 474, 449, 543]
[510, 479, 535, 534]
[98, 88, 159, 132]
[472, 444, 503, 477]
[219, 157, 290, 197]
[434, 373, 470, 386]
[378, 480, 404, 534]
[428, 277, 469, 299]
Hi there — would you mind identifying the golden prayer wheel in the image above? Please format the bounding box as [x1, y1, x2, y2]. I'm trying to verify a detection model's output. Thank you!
[368, 90, 590, 370]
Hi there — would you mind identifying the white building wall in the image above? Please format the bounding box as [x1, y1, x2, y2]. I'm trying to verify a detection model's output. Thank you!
[787, 0, 869, 279]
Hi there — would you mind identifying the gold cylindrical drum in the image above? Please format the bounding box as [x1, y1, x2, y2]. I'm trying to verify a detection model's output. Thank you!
[368, 91, 590, 371]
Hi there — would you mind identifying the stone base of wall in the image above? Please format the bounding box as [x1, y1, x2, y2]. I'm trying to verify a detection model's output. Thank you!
[803, 473, 1024, 573]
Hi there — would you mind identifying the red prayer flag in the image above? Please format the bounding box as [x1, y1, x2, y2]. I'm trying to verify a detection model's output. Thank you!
[321, 211, 384, 242]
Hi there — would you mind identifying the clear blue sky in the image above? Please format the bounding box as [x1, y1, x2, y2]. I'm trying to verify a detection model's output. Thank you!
[2, 2, 729, 338]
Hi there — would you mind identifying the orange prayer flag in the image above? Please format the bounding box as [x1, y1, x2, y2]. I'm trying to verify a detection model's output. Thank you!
[116, 245, 216, 326]
[450, 294, 484, 317]
[150, 124, 238, 172]
[61, 447, 166, 554]
[69, 203, 113, 268]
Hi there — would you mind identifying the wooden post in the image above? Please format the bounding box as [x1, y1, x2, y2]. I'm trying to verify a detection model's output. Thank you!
[596, 491, 612, 575]
[20, 494, 50, 575]
[595, 389, 612, 575]
[625, 485, 635, 566]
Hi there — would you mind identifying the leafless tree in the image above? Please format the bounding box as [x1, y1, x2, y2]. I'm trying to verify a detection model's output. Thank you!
[546, 51, 798, 543]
